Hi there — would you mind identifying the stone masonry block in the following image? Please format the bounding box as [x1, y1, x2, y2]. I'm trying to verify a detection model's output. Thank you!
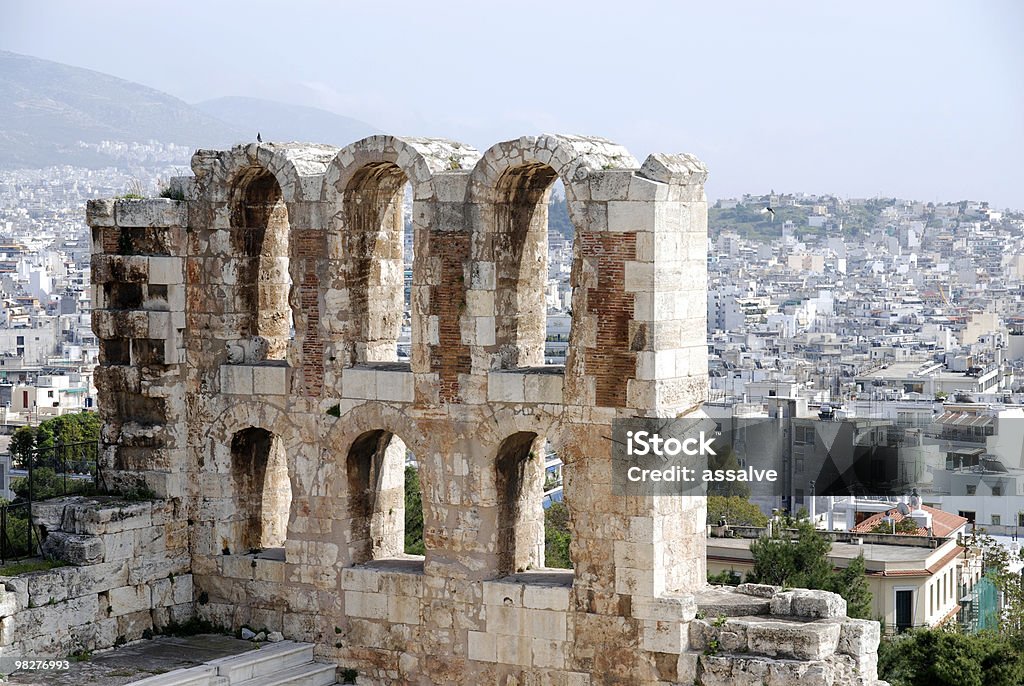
[607, 200, 655, 232]
[341, 367, 377, 400]
[838, 618, 881, 656]
[220, 364, 253, 395]
[483, 581, 523, 608]
[115, 199, 187, 228]
[376, 369, 414, 402]
[642, 620, 686, 653]
[771, 590, 847, 619]
[524, 373, 563, 405]
[745, 618, 841, 660]
[468, 630, 497, 662]
[345, 590, 388, 620]
[108, 584, 151, 617]
[148, 257, 183, 285]
[522, 585, 569, 612]
[253, 364, 289, 395]
[86, 198, 116, 227]
[487, 372, 525, 403]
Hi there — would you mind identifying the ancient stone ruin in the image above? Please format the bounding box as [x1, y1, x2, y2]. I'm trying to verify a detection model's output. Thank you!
[4, 134, 889, 685]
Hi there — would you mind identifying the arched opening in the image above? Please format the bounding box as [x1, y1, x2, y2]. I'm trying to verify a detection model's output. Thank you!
[345, 429, 422, 563]
[545, 180, 572, 365]
[342, 164, 411, 364]
[493, 163, 571, 369]
[229, 167, 292, 360]
[540, 439, 570, 568]
[229, 427, 291, 553]
[399, 182, 414, 362]
[495, 431, 548, 574]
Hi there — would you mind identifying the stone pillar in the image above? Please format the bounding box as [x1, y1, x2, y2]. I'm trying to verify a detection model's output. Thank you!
[88, 196, 188, 499]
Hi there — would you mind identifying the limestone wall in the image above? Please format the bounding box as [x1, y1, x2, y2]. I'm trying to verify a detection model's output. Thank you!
[0, 497, 192, 659]
[84, 134, 887, 685]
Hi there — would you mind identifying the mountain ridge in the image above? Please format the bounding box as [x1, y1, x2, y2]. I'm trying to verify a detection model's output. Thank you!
[0, 51, 378, 169]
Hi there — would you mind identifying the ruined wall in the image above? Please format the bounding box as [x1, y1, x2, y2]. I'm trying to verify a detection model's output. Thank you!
[0, 497, 192, 659]
[87, 134, 887, 685]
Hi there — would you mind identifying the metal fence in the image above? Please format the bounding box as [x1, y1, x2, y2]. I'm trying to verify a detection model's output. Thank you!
[0, 440, 104, 565]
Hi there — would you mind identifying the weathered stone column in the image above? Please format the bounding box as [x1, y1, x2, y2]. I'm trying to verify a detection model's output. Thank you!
[557, 154, 710, 680]
[88, 196, 188, 499]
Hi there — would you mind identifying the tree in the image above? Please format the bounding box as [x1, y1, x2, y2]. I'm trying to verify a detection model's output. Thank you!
[707, 495, 768, 527]
[36, 412, 101, 449]
[544, 502, 571, 569]
[748, 517, 872, 619]
[9, 412, 100, 470]
[706, 445, 750, 498]
[878, 628, 1024, 686]
[9, 425, 37, 469]
[404, 465, 424, 555]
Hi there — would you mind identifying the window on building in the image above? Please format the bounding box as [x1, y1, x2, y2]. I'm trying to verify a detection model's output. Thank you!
[993, 485, 1003, 496]
[992, 514, 1001, 526]
[966, 485, 976, 495]
[959, 510, 976, 523]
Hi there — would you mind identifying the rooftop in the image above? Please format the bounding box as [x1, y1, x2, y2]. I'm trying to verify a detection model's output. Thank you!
[708, 534, 964, 577]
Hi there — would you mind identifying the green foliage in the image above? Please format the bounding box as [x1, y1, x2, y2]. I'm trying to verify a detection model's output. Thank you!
[869, 517, 921, 535]
[325, 404, 341, 418]
[404, 465, 425, 556]
[9, 426, 37, 469]
[0, 558, 65, 576]
[709, 203, 811, 239]
[748, 517, 872, 619]
[878, 628, 1024, 686]
[547, 197, 572, 240]
[707, 569, 742, 586]
[707, 495, 768, 527]
[706, 445, 750, 498]
[544, 502, 572, 569]
[11, 467, 98, 501]
[38, 412, 101, 449]
[10, 412, 100, 470]
[158, 186, 186, 201]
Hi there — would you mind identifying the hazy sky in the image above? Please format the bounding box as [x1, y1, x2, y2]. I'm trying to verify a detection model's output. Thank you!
[2, 1, 1022, 207]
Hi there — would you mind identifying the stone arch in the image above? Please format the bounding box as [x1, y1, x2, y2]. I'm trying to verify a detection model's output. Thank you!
[494, 431, 547, 575]
[189, 144, 337, 381]
[466, 135, 638, 371]
[478, 408, 567, 576]
[321, 135, 480, 367]
[200, 400, 306, 556]
[321, 403, 429, 564]
[191, 143, 329, 204]
[227, 163, 291, 359]
[344, 429, 411, 562]
[229, 426, 291, 551]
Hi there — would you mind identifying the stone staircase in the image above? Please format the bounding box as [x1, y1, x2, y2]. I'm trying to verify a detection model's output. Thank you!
[128, 641, 338, 686]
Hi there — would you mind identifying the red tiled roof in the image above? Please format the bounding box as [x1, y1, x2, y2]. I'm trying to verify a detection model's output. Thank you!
[851, 504, 967, 538]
